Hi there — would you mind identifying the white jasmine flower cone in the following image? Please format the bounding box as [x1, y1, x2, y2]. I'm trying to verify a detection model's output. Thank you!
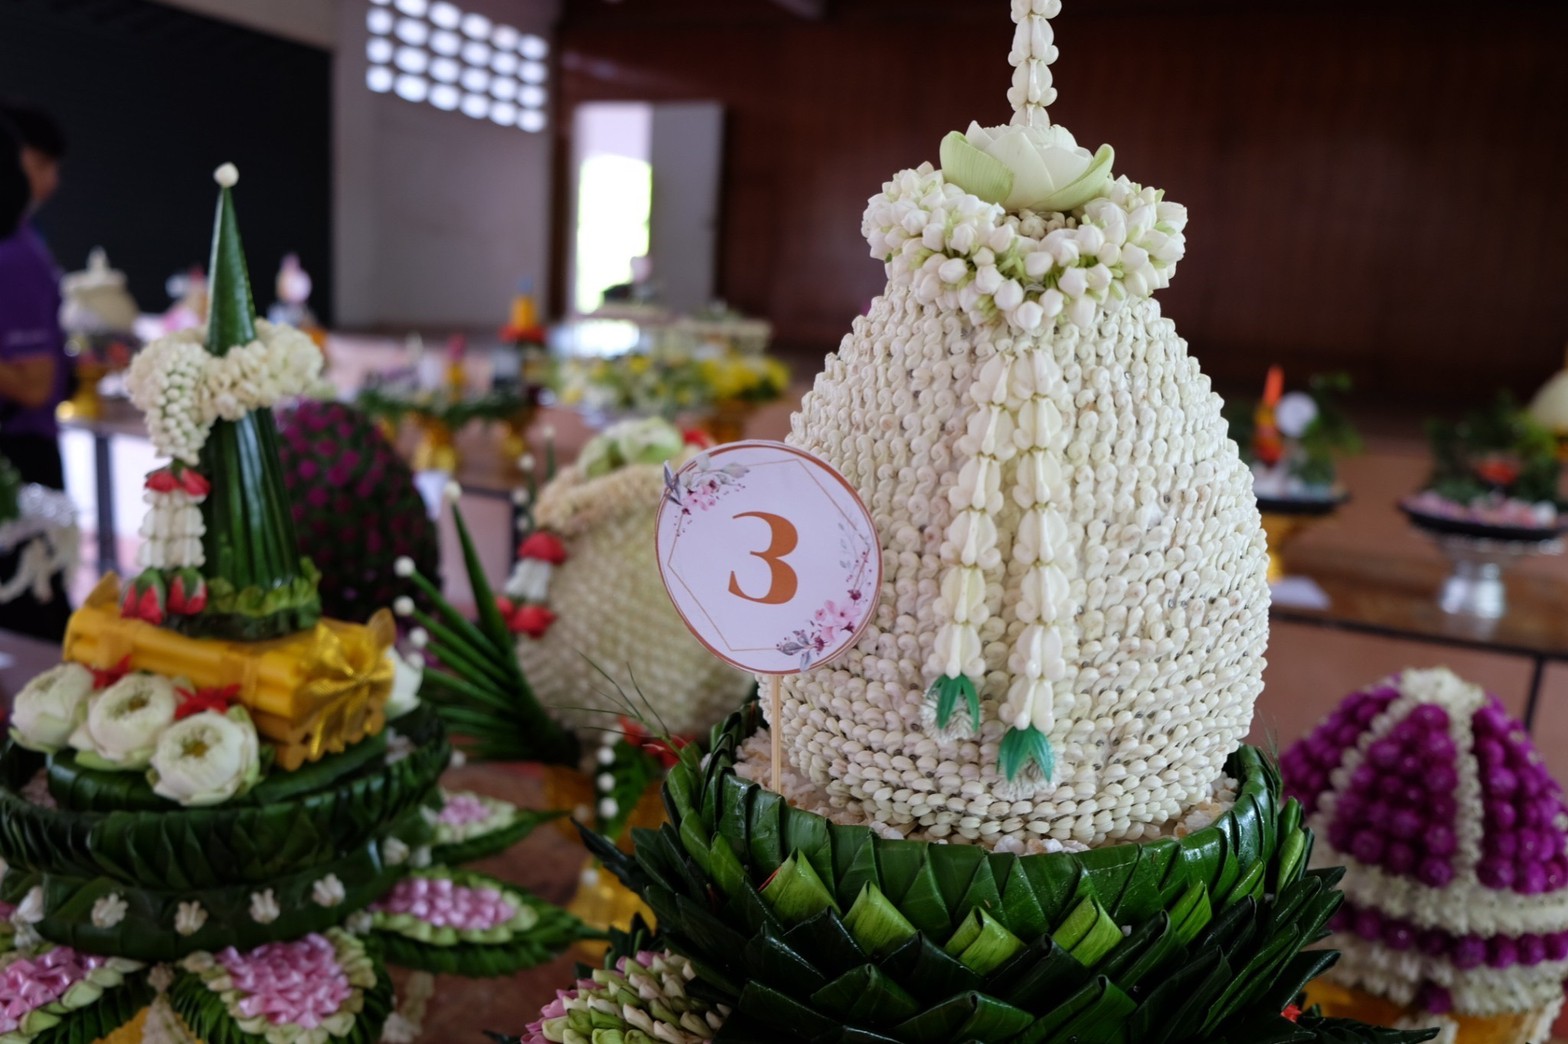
[71, 673, 179, 770]
[9, 662, 95, 753]
[516, 457, 753, 744]
[147, 707, 262, 806]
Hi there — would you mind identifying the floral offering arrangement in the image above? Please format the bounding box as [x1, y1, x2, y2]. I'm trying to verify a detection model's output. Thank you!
[1282, 668, 1568, 1044]
[398, 416, 754, 839]
[1228, 369, 1361, 506]
[552, 349, 712, 421]
[0, 455, 78, 609]
[516, 3, 1436, 1042]
[275, 400, 440, 625]
[1403, 395, 1563, 537]
[0, 165, 593, 1044]
[58, 248, 141, 416]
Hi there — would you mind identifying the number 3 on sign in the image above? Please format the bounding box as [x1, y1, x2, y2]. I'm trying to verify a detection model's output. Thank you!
[656, 441, 882, 676]
[728, 512, 799, 605]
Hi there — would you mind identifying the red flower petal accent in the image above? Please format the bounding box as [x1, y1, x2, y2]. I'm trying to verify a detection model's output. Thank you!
[91, 655, 134, 690]
[144, 469, 179, 493]
[175, 684, 242, 720]
[517, 531, 568, 564]
[510, 604, 556, 638]
[177, 469, 211, 497]
[683, 428, 716, 449]
[1282, 1005, 1302, 1024]
[135, 586, 165, 626]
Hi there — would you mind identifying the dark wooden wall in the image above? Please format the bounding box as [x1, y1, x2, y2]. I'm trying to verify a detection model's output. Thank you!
[0, 0, 333, 322]
[557, 0, 1568, 403]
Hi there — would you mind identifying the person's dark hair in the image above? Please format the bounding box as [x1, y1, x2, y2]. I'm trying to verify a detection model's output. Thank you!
[0, 100, 66, 159]
[0, 116, 28, 238]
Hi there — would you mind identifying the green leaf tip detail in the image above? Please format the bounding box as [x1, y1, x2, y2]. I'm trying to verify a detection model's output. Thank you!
[927, 675, 981, 735]
[998, 725, 1054, 783]
[939, 130, 1014, 208]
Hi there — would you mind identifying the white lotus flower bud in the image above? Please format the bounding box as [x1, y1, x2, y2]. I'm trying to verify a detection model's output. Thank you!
[147, 708, 262, 807]
[71, 673, 178, 770]
[10, 662, 95, 753]
[941, 121, 1114, 215]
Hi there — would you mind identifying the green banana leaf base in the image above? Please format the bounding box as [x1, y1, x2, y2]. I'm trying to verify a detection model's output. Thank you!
[587, 706, 1439, 1044]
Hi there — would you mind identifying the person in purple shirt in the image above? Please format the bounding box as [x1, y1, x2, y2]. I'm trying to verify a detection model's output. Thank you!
[0, 100, 68, 491]
[0, 104, 72, 640]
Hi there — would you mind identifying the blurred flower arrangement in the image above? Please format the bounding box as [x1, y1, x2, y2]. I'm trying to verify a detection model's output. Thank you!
[1405, 394, 1563, 532]
[555, 348, 788, 435]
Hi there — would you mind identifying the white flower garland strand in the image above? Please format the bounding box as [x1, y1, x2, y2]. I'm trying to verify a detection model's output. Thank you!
[1008, 0, 1061, 128]
[926, 350, 1012, 740]
[138, 489, 206, 570]
[863, 165, 1186, 338]
[127, 319, 322, 465]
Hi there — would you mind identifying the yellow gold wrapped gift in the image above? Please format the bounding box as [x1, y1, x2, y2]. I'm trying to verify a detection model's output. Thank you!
[63, 577, 394, 771]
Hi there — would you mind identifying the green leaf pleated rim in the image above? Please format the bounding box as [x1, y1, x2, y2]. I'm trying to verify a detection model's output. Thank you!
[0, 706, 449, 895]
[368, 867, 601, 977]
[0, 956, 153, 1044]
[429, 793, 562, 867]
[166, 934, 394, 1044]
[589, 706, 1438, 1044]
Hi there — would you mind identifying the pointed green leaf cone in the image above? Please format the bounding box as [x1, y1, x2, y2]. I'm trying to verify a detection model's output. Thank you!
[205, 164, 258, 357]
[938, 131, 1014, 208]
[760, 851, 840, 925]
[999, 725, 1054, 783]
[842, 882, 918, 958]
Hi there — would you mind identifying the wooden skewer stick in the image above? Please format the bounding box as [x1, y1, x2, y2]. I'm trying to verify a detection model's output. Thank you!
[770, 674, 783, 792]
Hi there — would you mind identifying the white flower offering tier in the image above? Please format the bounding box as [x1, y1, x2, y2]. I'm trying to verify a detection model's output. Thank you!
[763, 175, 1268, 850]
[512, 449, 755, 746]
[0, 484, 79, 606]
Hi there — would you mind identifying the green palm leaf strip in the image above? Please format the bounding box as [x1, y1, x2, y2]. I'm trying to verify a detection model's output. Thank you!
[583, 707, 1438, 1044]
[401, 504, 578, 766]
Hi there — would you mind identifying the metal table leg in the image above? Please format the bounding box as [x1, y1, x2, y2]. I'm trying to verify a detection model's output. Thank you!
[1523, 655, 1547, 733]
[93, 431, 119, 576]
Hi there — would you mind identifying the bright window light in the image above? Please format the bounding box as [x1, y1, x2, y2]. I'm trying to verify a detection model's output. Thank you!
[395, 17, 428, 45]
[366, 0, 547, 134]
[394, 74, 429, 102]
[394, 46, 428, 74]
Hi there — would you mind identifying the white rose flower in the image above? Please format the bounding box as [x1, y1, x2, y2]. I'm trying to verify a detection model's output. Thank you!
[70, 673, 178, 770]
[175, 901, 207, 936]
[10, 663, 95, 753]
[941, 120, 1114, 215]
[383, 651, 423, 721]
[147, 707, 262, 807]
[92, 893, 128, 929]
[16, 886, 45, 924]
[382, 837, 410, 866]
[249, 890, 280, 924]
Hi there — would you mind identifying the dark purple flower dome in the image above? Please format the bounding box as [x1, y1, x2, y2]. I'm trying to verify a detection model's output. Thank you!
[276, 399, 439, 623]
[1280, 668, 1568, 1023]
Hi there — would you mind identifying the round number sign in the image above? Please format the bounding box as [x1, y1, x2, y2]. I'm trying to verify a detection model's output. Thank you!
[655, 440, 882, 675]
